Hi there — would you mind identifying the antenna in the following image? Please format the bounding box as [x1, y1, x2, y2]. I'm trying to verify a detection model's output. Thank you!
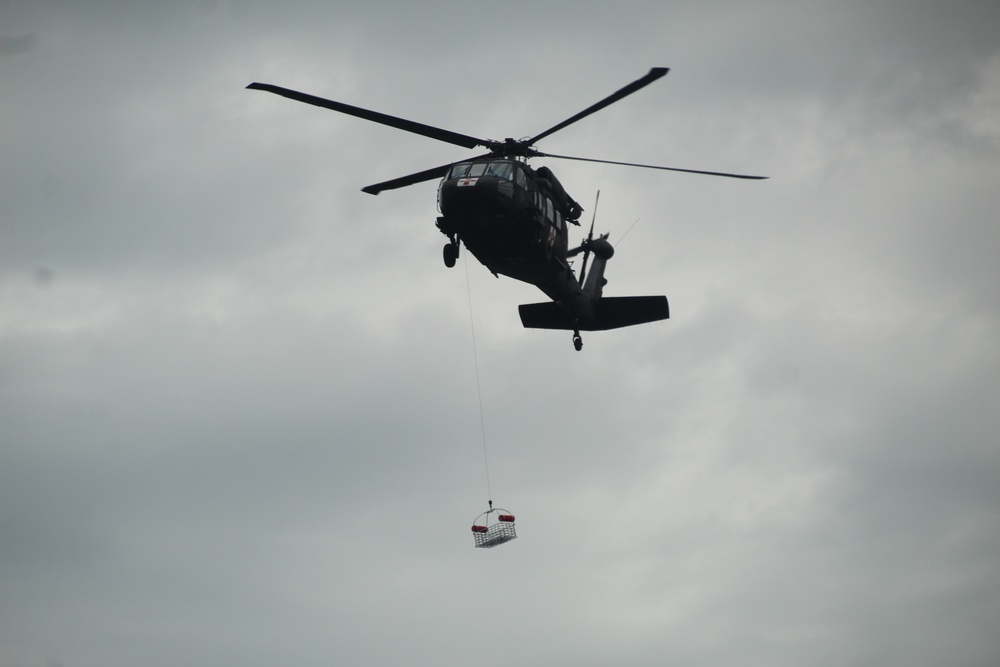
[615, 217, 641, 248]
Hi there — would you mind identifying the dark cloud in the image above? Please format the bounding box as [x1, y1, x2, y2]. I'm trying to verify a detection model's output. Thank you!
[0, 31, 35, 55]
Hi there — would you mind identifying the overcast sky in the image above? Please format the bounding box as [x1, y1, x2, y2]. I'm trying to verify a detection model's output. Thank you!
[2, 2, 999, 666]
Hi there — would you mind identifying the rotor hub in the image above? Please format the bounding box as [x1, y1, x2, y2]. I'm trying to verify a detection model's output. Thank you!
[485, 137, 537, 159]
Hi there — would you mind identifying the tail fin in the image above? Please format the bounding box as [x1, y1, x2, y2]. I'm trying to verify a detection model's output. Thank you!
[519, 296, 669, 331]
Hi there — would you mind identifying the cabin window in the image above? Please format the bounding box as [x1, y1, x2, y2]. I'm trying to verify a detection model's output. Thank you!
[545, 198, 555, 224]
[469, 162, 488, 177]
[450, 163, 471, 178]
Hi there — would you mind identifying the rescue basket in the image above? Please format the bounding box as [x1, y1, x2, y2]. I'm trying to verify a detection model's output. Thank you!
[471, 505, 517, 548]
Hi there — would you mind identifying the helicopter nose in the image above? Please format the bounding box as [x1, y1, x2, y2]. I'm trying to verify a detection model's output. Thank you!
[441, 175, 500, 209]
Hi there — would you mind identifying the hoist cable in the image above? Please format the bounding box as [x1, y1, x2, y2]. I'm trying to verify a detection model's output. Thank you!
[463, 252, 493, 504]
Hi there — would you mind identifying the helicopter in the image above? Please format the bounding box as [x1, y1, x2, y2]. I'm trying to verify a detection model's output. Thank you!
[247, 68, 765, 350]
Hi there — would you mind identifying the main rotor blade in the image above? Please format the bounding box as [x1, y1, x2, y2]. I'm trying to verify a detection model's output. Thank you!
[361, 164, 452, 195]
[537, 152, 769, 179]
[527, 67, 669, 145]
[247, 82, 488, 150]
[360, 153, 494, 195]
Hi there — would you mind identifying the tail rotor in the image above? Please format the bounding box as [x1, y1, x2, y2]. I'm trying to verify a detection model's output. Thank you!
[570, 191, 600, 284]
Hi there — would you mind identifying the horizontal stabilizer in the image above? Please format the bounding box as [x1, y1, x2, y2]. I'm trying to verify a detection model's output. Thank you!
[519, 296, 669, 331]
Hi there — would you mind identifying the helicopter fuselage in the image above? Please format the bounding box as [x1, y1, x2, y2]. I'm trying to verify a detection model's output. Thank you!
[435, 159, 592, 307]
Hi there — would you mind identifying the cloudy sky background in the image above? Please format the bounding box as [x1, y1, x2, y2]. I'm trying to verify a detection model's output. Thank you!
[3, 1, 999, 665]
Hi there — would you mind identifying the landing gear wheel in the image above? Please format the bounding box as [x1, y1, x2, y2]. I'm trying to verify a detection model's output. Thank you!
[573, 333, 583, 351]
[443, 242, 459, 268]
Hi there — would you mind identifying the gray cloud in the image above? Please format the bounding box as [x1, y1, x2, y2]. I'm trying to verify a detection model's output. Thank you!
[2, 1, 999, 666]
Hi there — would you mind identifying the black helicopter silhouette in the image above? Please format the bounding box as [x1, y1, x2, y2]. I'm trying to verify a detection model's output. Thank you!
[247, 68, 765, 350]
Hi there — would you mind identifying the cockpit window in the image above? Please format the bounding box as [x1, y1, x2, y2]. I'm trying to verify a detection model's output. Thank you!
[485, 162, 514, 180]
[515, 166, 528, 189]
[450, 161, 517, 181]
